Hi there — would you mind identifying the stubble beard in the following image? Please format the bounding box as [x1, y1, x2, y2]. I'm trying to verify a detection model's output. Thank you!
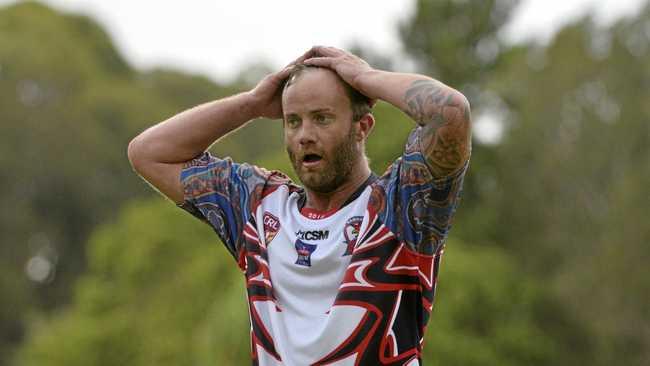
[287, 128, 360, 194]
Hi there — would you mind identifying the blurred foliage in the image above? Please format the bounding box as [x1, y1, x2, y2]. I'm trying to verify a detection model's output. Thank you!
[400, 0, 519, 87]
[0, 0, 648, 365]
[0, 1, 274, 363]
[485, 14, 650, 366]
[14, 199, 251, 366]
[14, 200, 560, 366]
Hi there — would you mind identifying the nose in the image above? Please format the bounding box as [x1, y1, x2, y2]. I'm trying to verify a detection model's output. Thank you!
[296, 120, 317, 146]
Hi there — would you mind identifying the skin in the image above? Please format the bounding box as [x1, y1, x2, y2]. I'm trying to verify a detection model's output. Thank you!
[281, 68, 374, 211]
[402, 79, 471, 176]
[127, 46, 470, 211]
[304, 46, 471, 178]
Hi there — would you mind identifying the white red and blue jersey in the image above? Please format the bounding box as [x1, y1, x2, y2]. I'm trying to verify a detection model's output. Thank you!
[178, 128, 468, 365]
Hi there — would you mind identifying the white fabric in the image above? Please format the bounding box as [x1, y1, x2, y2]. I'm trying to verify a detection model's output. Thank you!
[251, 185, 372, 365]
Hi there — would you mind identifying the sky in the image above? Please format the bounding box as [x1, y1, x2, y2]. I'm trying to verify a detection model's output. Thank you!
[1, 0, 647, 83]
[0, 0, 646, 147]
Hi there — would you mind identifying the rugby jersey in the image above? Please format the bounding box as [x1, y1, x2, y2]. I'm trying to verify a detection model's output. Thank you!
[178, 128, 468, 365]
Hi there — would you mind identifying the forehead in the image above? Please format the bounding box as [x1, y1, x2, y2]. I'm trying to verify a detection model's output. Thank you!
[282, 68, 350, 114]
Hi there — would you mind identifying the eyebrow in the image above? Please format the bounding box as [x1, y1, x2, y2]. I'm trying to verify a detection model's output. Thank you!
[310, 108, 334, 114]
[284, 108, 335, 117]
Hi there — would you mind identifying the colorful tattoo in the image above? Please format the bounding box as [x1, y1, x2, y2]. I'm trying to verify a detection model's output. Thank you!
[404, 79, 471, 177]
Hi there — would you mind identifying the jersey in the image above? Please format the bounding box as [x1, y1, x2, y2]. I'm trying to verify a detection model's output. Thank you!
[177, 127, 468, 365]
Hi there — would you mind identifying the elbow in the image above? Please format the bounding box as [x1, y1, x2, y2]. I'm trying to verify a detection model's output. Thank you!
[440, 91, 471, 135]
[452, 90, 471, 124]
[127, 136, 147, 172]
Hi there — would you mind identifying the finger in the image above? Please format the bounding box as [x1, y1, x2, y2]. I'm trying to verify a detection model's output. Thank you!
[312, 45, 343, 57]
[275, 65, 293, 80]
[303, 57, 333, 68]
[287, 47, 318, 67]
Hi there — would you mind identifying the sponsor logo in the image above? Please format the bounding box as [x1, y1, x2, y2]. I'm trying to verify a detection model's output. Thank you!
[295, 229, 330, 241]
[343, 216, 363, 256]
[294, 239, 317, 267]
[263, 212, 280, 245]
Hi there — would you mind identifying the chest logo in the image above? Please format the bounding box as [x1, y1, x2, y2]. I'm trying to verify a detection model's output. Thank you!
[295, 229, 330, 241]
[263, 212, 281, 245]
[294, 239, 317, 267]
[343, 216, 364, 256]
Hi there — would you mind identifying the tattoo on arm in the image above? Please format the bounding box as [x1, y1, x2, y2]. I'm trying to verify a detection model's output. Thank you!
[404, 79, 471, 177]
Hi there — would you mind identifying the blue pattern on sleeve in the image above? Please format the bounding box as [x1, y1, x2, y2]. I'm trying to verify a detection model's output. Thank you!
[177, 152, 269, 260]
[377, 127, 469, 255]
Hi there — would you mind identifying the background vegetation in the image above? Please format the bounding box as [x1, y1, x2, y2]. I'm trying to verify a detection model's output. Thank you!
[0, 0, 648, 364]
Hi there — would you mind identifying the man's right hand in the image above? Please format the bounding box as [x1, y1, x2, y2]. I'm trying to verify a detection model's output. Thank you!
[127, 48, 319, 205]
[248, 66, 294, 119]
[248, 48, 317, 120]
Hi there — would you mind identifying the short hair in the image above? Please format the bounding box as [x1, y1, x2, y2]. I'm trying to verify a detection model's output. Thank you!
[282, 64, 372, 122]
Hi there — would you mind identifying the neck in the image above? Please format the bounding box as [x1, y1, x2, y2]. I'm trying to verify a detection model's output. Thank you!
[304, 164, 371, 212]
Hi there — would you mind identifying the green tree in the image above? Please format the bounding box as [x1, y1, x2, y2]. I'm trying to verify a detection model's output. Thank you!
[399, 0, 519, 87]
[424, 241, 560, 366]
[398, 1, 650, 364]
[398, 0, 522, 249]
[13, 199, 250, 366]
[15, 199, 560, 365]
[484, 11, 650, 364]
[0, 2, 272, 363]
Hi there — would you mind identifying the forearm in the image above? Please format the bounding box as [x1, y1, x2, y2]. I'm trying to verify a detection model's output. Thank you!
[355, 70, 468, 126]
[357, 69, 471, 176]
[128, 91, 258, 164]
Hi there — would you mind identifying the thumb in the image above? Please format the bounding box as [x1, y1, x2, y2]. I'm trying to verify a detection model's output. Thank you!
[275, 65, 293, 80]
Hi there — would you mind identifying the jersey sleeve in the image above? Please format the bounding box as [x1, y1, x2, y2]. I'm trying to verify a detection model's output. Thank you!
[176, 151, 275, 261]
[377, 126, 469, 256]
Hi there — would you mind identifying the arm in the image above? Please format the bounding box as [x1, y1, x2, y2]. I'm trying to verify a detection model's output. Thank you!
[127, 56, 307, 204]
[304, 46, 471, 177]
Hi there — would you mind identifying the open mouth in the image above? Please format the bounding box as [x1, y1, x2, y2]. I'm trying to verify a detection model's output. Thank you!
[303, 154, 322, 163]
[301, 154, 323, 167]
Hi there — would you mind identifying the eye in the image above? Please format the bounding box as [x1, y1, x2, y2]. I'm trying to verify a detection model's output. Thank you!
[285, 117, 300, 128]
[314, 114, 332, 124]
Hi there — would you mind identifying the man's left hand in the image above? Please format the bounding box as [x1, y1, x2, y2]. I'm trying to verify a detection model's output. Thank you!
[303, 46, 376, 99]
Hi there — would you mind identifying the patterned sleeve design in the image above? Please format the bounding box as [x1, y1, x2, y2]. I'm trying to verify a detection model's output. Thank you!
[376, 126, 469, 256]
[176, 152, 285, 261]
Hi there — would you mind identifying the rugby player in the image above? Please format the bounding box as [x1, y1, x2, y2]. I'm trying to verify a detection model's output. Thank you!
[128, 46, 471, 365]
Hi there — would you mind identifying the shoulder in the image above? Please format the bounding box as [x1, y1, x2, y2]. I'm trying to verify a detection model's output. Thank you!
[180, 151, 298, 207]
[181, 152, 291, 186]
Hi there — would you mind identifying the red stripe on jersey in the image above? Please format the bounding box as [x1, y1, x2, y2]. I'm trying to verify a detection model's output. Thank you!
[379, 290, 420, 363]
[312, 300, 383, 366]
[384, 243, 436, 290]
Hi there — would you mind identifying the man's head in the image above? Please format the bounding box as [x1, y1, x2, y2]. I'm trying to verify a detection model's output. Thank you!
[283, 64, 372, 121]
[281, 65, 374, 193]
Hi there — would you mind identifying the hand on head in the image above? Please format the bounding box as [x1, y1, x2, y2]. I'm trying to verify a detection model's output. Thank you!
[302, 46, 372, 90]
[250, 46, 375, 119]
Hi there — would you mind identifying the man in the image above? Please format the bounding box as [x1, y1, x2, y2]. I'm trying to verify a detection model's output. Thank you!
[127, 46, 471, 365]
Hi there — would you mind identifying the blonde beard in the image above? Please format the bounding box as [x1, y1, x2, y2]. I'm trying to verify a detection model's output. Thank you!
[287, 127, 362, 193]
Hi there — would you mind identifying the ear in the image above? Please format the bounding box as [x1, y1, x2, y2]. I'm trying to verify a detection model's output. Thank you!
[356, 113, 375, 141]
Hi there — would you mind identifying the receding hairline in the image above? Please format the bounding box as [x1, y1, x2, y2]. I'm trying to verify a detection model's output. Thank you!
[281, 64, 372, 121]
[282, 65, 345, 94]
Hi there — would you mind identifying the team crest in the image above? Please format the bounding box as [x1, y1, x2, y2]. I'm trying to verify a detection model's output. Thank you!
[294, 239, 317, 267]
[263, 212, 281, 245]
[343, 216, 363, 256]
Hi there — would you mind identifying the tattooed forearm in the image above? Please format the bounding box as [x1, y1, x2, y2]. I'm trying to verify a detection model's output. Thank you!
[404, 79, 471, 177]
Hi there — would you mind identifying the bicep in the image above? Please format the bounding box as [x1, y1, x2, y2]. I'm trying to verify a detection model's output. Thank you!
[378, 152, 468, 256]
